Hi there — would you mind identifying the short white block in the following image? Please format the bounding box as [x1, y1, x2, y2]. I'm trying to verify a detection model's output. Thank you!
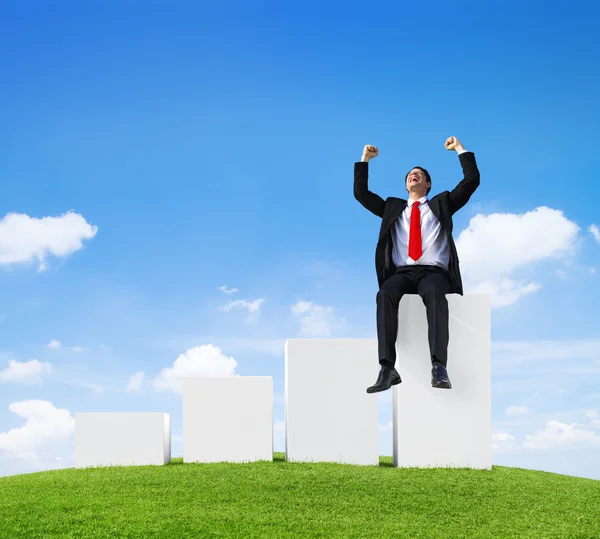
[285, 339, 379, 465]
[183, 376, 273, 463]
[393, 294, 491, 469]
[75, 412, 171, 468]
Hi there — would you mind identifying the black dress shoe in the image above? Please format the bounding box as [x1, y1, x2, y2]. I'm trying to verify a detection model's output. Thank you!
[366, 366, 401, 394]
[431, 363, 452, 389]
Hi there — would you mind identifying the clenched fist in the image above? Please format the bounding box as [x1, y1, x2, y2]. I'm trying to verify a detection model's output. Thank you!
[361, 144, 379, 162]
[444, 136, 464, 152]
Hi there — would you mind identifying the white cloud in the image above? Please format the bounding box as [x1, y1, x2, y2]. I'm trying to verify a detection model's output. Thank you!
[45, 340, 87, 353]
[127, 371, 145, 392]
[492, 430, 521, 453]
[0, 359, 52, 385]
[219, 285, 238, 295]
[523, 420, 600, 451]
[493, 432, 515, 441]
[466, 279, 540, 308]
[589, 224, 600, 243]
[493, 339, 600, 367]
[585, 410, 599, 419]
[504, 340, 600, 361]
[0, 400, 75, 455]
[505, 406, 531, 416]
[274, 420, 286, 444]
[206, 338, 284, 357]
[557, 269, 567, 279]
[0, 449, 73, 477]
[0, 211, 97, 271]
[591, 267, 597, 275]
[291, 300, 345, 337]
[155, 334, 285, 357]
[220, 299, 265, 314]
[379, 421, 393, 432]
[456, 206, 580, 307]
[83, 384, 104, 393]
[153, 344, 238, 394]
[491, 339, 600, 393]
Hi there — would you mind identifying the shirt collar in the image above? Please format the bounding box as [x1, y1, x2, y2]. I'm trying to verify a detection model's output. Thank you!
[407, 195, 428, 207]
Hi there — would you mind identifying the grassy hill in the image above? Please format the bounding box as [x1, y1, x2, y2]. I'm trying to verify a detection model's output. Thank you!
[1, 453, 599, 538]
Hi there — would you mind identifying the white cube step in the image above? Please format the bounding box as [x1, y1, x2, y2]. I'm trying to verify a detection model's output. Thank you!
[285, 339, 379, 465]
[75, 412, 171, 468]
[393, 294, 492, 469]
[183, 376, 273, 463]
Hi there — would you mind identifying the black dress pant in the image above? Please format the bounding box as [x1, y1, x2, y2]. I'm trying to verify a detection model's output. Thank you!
[376, 264, 451, 369]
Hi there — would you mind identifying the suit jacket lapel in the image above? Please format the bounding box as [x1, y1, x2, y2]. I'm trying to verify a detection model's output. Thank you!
[392, 197, 442, 224]
[387, 199, 407, 230]
[428, 197, 441, 222]
[382, 197, 443, 243]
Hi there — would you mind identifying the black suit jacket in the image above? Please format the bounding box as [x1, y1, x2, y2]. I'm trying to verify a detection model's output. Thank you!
[354, 152, 480, 294]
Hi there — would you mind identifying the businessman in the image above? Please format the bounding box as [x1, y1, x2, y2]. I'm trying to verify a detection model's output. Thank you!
[354, 136, 480, 393]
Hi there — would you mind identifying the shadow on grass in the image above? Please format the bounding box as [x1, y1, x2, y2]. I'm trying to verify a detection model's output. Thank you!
[168, 454, 396, 467]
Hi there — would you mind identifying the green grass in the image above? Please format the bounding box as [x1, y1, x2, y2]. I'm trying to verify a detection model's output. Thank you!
[1, 454, 599, 538]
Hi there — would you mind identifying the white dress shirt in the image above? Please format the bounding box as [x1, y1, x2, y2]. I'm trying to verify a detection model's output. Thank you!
[391, 195, 450, 270]
[391, 148, 468, 270]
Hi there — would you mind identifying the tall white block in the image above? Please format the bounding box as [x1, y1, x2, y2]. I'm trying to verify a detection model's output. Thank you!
[183, 376, 273, 463]
[285, 339, 379, 465]
[75, 412, 171, 468]
[393, 294, 492, 469]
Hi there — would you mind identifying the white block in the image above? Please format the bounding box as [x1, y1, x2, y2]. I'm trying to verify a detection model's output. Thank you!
[285, 339, 379, 465]
[393, 294, 492, 469]
[183, 376, 273, 463]
[75, 412, 171, 468]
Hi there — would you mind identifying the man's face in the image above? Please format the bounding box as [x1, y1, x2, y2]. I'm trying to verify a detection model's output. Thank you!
[406, 168, 430, 194]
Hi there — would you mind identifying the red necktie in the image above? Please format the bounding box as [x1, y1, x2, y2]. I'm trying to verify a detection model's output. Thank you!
[408, 201, 422, 261]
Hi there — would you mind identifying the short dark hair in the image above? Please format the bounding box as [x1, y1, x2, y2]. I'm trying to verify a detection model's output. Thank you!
[405, 166, 431, 195]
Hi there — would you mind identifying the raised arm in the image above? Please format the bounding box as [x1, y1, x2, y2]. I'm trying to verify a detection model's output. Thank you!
[354, 144, 386, 218]
[444, 136, 480, 215]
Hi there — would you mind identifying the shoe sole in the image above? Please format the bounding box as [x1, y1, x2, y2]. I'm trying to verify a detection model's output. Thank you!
[366, 377, 402, 394]
[432, 380, 452, 389]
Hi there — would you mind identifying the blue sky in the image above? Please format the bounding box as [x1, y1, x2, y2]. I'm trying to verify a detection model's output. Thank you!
[1, 0, 600, 479]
